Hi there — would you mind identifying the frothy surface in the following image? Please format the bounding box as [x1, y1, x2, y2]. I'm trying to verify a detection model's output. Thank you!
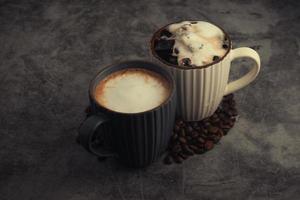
[95, 68, 170, 113]
[167, 21, 227, 66]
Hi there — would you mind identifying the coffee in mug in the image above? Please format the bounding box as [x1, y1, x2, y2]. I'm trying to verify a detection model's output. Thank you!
[94, 68, 171, 114]
[151, 20, 260, 121]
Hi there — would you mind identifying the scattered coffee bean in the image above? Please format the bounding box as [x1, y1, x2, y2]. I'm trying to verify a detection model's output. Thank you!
[172, 153, 183, 164]
[186, 125, 194, 133]
[191, 131, 199, 138]
[213, 56, 220, 61]
[205, 140, 214, 150]
[171, 133, 178, 141]
[229, 108, 238, 116]
[182, 145, 194, 155]
[208, 126, 219, 134]
[204, 121, 211, 127]
[179, 137, 187, 144]
[179, 129, 186, 137]
[172, 144, 181, 153]
[220, 123, 231, 130]
[217, 129, 224, 137]
[194, 147, 205, 154]
[177, 119, 185, 127]
[222, 44, 228, 49]
[209, 134, 221, 144]
[189, 145, 199, 152]
[197, 137, 205, 144]
[174, 125, 180, 132]
[163, 94, 238, 165]
[191, 122, 198, 129]
[179, 152, 189, 160]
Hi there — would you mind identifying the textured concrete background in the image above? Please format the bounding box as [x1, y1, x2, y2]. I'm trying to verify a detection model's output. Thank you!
[0, 0, 299, 199]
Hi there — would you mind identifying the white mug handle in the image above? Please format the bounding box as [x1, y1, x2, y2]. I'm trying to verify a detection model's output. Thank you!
[224, 47, 261, 95]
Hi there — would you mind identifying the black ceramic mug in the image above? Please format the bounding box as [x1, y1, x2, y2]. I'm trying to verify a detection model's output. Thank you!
[77, 61, 176, 167]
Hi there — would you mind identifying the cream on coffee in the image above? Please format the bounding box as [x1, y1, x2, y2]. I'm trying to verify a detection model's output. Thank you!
[167, 21, 227, 66]
[95, 68, 170, 113]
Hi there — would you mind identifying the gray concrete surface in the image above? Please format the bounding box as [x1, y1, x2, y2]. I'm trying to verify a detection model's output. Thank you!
[0, 0, 299, 199]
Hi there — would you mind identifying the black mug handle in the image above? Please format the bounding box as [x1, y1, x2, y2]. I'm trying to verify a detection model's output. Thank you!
[77, 114, 116, 157]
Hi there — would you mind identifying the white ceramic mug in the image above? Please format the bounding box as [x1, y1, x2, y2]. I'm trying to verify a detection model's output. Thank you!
[150, 21, 261, 121]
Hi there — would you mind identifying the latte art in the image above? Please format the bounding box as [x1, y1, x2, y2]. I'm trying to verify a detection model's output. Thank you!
[95, 68, 170, 113]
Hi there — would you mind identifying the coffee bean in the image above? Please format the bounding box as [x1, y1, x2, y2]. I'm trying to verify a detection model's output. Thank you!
[191, 21, 198, 24]
[194, 125, 202, 131]
[180, 58, 191, 66]
[182, 145, 194, 155]
[219, 113, 226, 120]
[217, 129, 224, 137]
[186, 136, 192, 141]
[176, 119, 185, 127]
[179, 153, 189, 160]
[172, 154, 183, 164]
[208, 126, 219, 134]
[229, 100, 236, 107]
[211, 118, 220, 124]
[210, 135, 221, 144]
[213, 56, 220, 61]
[186, 125, 194, 133]
[205, 140, 214, 150]
[189, 138, 198, 145]
[172, 144, 181, 153]
[189, 145, 199, 151]
[194, 148, 205, 154]
[197, 137, 205, 144]
[191, 122, 199, 128]
[160, 29, 172, 38]
[222, 44, 228, 49]
[164, 155, 172, 164]
[229, 108, 238, 116]
[174, 125, 180, 132]
[203, 129, 209, 135]
[174, 48, 179, 54]
[212, 113, 218, 119]
[196, 141, 205, 148]
[179, 137, 187, 144]
[179, 129, 186, 137]
[191, 131, 199, 138]
[228, 120, 234, 127]
[204, 121, 211, 128]
[220, 123, 231, 130]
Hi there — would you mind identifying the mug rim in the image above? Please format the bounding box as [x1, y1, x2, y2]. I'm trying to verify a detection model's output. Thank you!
[88, 60, 176, 116]
[150, 20, 232, 70]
